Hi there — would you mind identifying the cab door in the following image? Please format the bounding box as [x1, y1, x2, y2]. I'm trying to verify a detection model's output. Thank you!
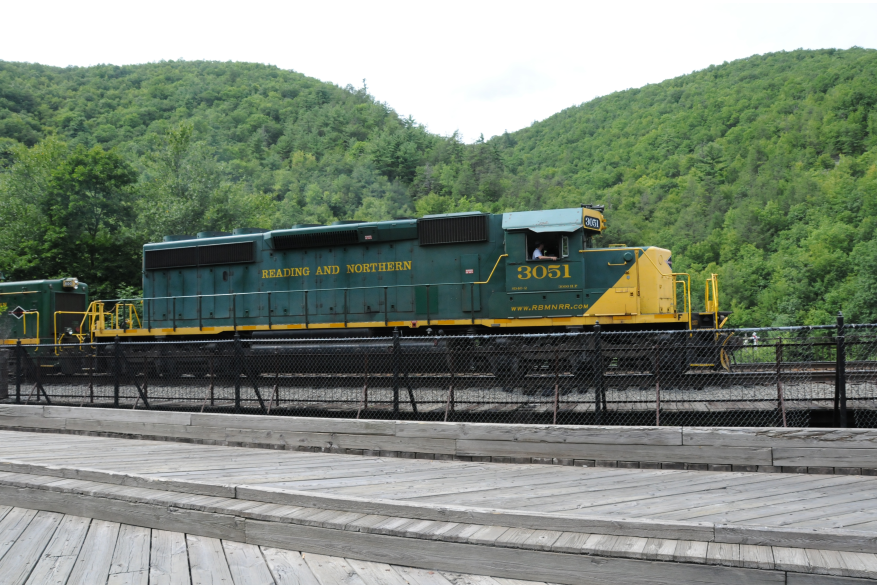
[583, 249, 639, 315]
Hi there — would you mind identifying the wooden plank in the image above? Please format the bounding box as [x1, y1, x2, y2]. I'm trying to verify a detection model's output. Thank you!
[838, 551, 877, 580]
[743, 495, 877, 528]
[606, 535, 649, 559]
[0, 482, 248, 543]
[776, 447, 877, 468]
[492, 470, 765, 514]
[303, 552, 366, 584]
[550, 532, 591, 554]
[314, 469, 556, 500]
[772, 547, 811, 573]
[63, 419, 230, 442]
[673, 540, 709, 564]
[494, 528, 536, 549]
[455, 439, 773, 465]
[25, 514, 91, 585]
[520, 529, 563, 552]
[346, 558, 408, 584]
[107, 523, 151, 584]
[0, 510, 64, 584]
[0, 416, 68, 430]
[438, 571, 501, 584]
[0, 406, 46, 417]
[740, 545, 775, 570]
[187, 535, 234, 585]
[0, 508, 39, 561]
[225, 428, 457, 454]
[67, 519, 121, 585]
[684, 427, 877, 450]
[391, 565, 454, 585]
[247, 518, 785, 584]
[396, 422, 682, 446]
[43, 405, 193, 425]
[261, 547, 320, 585]
[706, 542, 741, 567]
[641, 538, 677, 562]
[223, 540, 276, 585]
[587, 534, 627, 557]
[190, 413, 396, 436]
[804, 548, 847, 576]
[149, 530, 190, 585]
[787, 571, 877, 584]
[646, 475, 869, 521]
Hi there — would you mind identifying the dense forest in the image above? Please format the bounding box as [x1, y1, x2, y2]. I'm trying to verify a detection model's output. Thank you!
[0, 48, 876, 326]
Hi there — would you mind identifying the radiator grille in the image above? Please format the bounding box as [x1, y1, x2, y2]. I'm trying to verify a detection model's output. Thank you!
[273, 230, 359, 250]
[54, 292, 86, 313]
[144, 247, 198, 270]
[145, 242, 254, 270]
[199, 242, 255, 266]
[418, 215, 488, 246]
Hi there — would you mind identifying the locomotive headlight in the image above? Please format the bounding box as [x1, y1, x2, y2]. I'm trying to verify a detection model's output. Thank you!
[62, 277, 79, 290]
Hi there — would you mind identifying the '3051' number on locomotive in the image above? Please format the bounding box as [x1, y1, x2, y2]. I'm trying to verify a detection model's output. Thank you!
[518, 265, 571, 279]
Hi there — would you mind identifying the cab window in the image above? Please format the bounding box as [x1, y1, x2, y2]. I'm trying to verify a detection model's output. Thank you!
[525, 232, 569, 261]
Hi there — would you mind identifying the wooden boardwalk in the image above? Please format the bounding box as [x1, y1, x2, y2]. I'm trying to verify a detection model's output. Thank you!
[3, 412, 877, 583]
[0, 506, 530, 585]
[0, 430, 876, 534]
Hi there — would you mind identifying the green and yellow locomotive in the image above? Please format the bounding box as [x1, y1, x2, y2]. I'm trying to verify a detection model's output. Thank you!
[94, 205, 726, 339]
[0, 206, 728, 347]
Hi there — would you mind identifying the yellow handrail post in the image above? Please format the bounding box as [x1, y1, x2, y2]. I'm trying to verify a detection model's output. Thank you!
[672, 273, 691, 330]
[22, 311, 38, 340]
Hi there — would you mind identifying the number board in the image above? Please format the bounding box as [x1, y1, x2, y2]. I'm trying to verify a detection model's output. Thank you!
[584, 215, 601, 231]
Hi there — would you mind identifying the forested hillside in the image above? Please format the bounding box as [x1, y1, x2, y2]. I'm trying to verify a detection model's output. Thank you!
[1, 49, 876, 326]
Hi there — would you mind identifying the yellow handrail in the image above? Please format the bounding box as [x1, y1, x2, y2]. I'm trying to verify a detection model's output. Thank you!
[672, 273, 691, 330]
[21, 311, 38, 339]
[474, 254, 508, 285]
[113, 303, 142, 330]
[55, 301, 113, 345]
[705, 273, 720, 329]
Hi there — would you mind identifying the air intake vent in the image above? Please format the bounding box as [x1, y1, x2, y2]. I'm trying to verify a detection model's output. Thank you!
[418, 215, 489, 246]
[199, 242, 254, 266]
[145, 247, 198, 270]
[145, 242, 254, 270]
[273, 230, 359, 250]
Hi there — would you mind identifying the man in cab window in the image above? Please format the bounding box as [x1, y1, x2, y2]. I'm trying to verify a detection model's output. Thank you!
[532, 242, 557, 261]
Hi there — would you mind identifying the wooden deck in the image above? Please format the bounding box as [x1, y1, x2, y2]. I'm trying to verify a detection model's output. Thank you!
[0, 506, 528, 585]
[2, 409, 877, 582]
[0, 430, 876, 535]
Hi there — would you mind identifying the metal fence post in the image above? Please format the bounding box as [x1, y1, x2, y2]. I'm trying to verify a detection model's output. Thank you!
[553, 346, 560, 425]
[234, 333, 242, 412]
[655, 342, 660, 426]
[776, 338, 787, 427]
[113, 335, 121, 408]
[392, 327, 400, 416]
[15, 340, 21, 404]
[836, 312, 847, 428]
[594, 322, 603, 425]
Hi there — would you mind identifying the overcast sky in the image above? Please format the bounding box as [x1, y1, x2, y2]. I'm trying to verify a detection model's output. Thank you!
[3, 1, 876, 142]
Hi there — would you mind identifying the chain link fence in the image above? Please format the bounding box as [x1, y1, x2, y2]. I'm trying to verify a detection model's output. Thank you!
[3, 316, 876, 428]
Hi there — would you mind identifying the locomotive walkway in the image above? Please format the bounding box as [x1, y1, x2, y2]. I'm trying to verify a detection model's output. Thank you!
[0, 408, 877, 582]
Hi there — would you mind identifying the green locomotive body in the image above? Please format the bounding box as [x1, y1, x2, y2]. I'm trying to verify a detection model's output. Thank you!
[0, 278, 89, 345]
[107, 205, 721, 340]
